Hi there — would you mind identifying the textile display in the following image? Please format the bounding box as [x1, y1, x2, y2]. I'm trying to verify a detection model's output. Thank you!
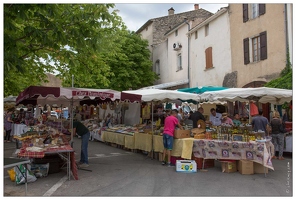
[192, 139, 274, 170]
[124, 103, 141, 126]
[142, 104, 151, 120]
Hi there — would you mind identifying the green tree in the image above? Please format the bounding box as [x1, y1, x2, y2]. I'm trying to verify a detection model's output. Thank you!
[103, 30, 158, 91]
[264, 52, 293, 89]
[4, 4, 157, 97]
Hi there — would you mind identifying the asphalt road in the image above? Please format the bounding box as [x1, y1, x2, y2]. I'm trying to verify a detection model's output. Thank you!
[3, 137, 293, 197]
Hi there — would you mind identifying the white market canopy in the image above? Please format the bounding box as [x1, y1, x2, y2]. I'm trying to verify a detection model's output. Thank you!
[122, 88, 199, 102]
[199, 87, 292, 105]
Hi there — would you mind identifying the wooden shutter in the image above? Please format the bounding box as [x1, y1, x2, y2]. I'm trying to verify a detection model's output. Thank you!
[205, 47, 213, 69]
[243, 4, 249, 23]
[259, 4, 266, 16]
[260, 31, 267, 60]
[243, 38, 250, 65]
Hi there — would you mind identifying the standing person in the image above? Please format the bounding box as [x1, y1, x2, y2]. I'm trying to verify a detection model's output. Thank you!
[176, 109, 183, 124]
[63, 120, 90, 168]
[161, 109, 183, 167]
[232, 113, 242, 126]
[4, 108, 14, 142]
[209, 108, 222, 126]
[251, 109, 270, 136]
[189, 107, 206, 128]
[270, 111, 285, 160]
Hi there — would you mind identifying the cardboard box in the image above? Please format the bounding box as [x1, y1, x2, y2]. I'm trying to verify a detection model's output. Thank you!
[220, 161, 237, 173]
[238, 160, 254, 175]
[174, 129, 191, 139]
[192, 157, 215, 169]
[253, 162, 268, 174]
[176, 160, 197, 173]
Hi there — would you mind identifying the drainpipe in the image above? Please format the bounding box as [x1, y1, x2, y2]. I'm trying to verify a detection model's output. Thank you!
[284, 4, 288, 65]
[184, 19, 190, 88]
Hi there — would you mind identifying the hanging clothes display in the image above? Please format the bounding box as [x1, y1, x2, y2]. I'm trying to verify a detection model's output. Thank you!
[142, 103, 151, 120]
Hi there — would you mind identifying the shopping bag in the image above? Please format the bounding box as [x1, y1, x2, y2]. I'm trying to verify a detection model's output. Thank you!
[7, 168, 16, 182]
[14, 164, 37, 185]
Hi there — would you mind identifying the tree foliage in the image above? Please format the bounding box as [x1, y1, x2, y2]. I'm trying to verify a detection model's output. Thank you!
[4, 4, 157, 96]
[264, 52, 293, 90]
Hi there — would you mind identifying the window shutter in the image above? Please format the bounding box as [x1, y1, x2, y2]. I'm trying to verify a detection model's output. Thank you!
[259, 4, 266, 16]
[260, 31, 267, 60]
[209, 47, 213, 68]
[243, 38, 250, 65]
[243, 4, 249, 23]
[205, 47, 213, 69]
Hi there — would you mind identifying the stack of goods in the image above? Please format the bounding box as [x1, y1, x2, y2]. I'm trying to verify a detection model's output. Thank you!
[15, 124, 69, 153]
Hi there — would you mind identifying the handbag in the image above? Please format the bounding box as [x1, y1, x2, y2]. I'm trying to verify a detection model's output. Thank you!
[279, 122, 286, 133]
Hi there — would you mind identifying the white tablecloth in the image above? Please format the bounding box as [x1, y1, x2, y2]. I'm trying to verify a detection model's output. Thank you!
[11, 124, 28, 136]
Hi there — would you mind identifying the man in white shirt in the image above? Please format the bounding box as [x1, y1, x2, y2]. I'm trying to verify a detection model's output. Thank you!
[209, 108, 222, 126]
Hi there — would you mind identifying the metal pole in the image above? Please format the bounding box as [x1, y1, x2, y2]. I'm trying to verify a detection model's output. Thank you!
[71, 75, 74, 147]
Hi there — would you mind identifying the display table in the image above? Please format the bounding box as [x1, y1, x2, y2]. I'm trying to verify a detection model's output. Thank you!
[192, 139, 274, 170]
[18, 144, 77, 180]
[124, 135, 135, 149]
[153, 135, 194, 159]
[4, 158, 31, 195]
[102, 131, 125, 145]
[91, 128, 103, 142]
[134, 132, 152, 152]
[11, 124, 28, 136]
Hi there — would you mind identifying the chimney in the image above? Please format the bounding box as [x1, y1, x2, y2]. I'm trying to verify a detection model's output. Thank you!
[168, 7, 175, 15]
[194, 4, 199, 10]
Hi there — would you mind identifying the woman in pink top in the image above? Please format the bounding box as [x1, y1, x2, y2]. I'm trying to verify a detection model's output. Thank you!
[162, 109, 183, 166]
[221, 113, 234, 126]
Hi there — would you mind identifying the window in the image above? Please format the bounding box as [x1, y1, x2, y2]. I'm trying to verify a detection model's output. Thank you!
[155, 60, 160, 75]
[177, 53, 182, 71]
[251, 4, 259, 19]
[243, 31, 267, 65]
[175, 30, 178, 36]
[195, 31, 198, 39]
[205, 47, 213, 69]
[205, 24, 209, 36]
[243, 4, 266, 22]
[252, 36, 260, 62]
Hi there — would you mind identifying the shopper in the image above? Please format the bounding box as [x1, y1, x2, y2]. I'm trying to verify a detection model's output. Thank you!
[209, 108, 222, 126]
[270, 111, 285, 160]
[251, 109, 270, 136]
[162, 109, 183, 167]
[189, 107, 206, 128]
[221, 113, 234, 125]
[4, 108, 14, 142]
[63, 120, 90, 168]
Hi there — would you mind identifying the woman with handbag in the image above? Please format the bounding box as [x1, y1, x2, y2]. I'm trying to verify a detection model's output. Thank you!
[270, 111, 285, 160]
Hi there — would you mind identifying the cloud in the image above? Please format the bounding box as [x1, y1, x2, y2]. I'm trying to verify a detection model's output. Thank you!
[114, 3, 228, 31]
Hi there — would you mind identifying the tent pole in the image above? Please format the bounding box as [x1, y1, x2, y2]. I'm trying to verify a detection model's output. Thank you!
[71, 75, 74, 147]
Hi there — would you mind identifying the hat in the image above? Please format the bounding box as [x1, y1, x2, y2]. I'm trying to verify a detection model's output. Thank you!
[222, 112, 228, 119]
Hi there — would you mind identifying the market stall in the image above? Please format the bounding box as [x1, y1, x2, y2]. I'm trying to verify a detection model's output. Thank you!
[199, 86, 293, 153]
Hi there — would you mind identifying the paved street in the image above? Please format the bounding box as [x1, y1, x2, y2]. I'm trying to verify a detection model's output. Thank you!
[3, 137, 293, 197]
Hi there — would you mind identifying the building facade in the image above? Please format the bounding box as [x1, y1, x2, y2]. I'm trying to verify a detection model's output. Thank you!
[137, 4, 213, 89]
[228, 3, 292, 88]
[188, 7, 232, 88]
